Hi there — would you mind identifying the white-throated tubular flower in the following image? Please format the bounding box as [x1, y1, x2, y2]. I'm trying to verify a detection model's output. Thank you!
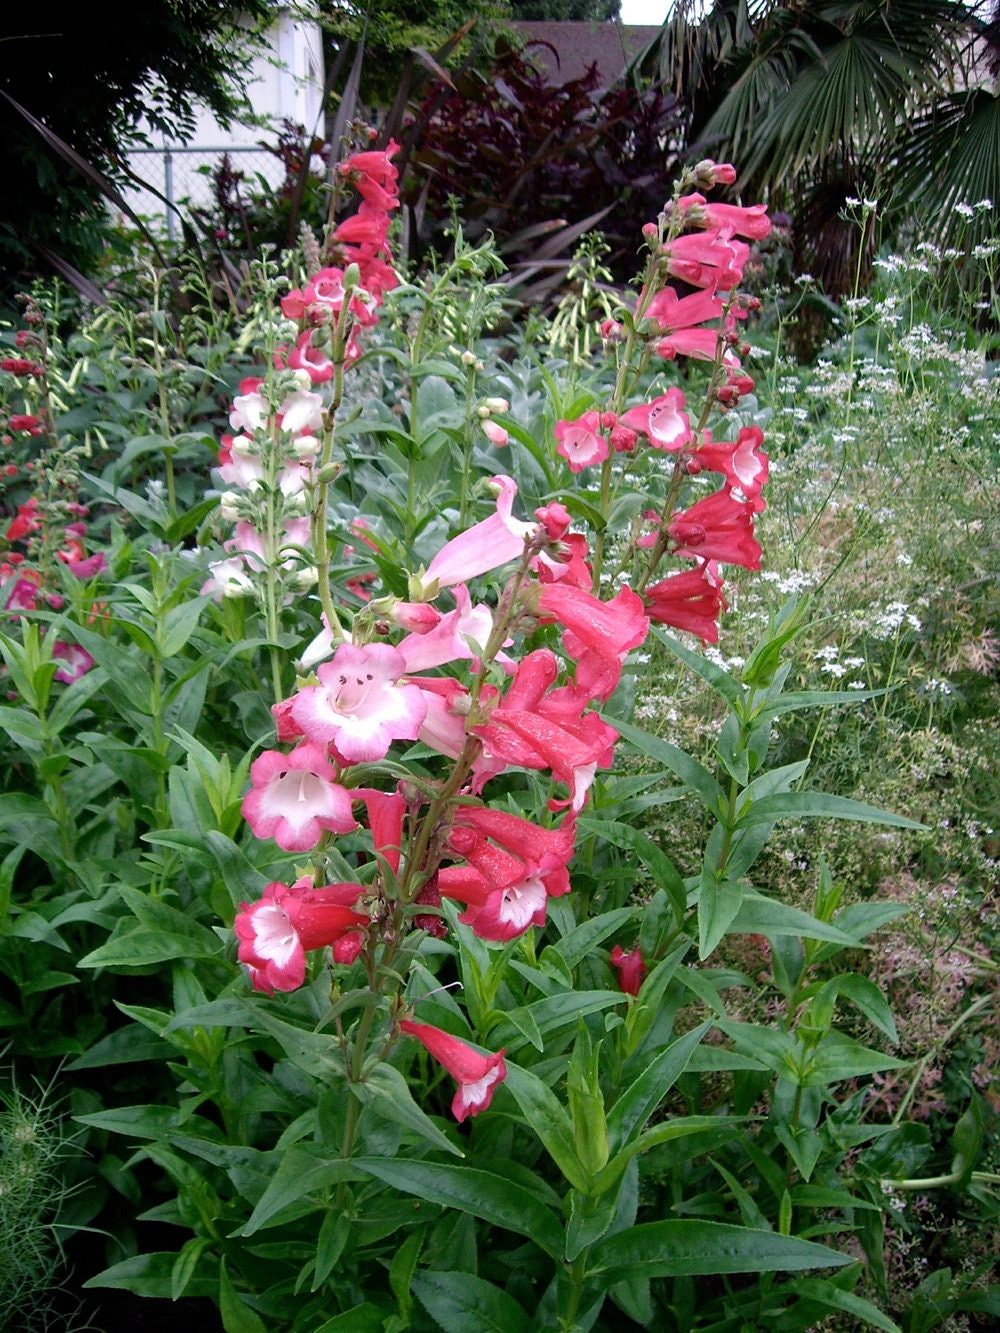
[242, 741, 358, 852]
[235, 878, 368, 994]
[399, 1019, 506, 1122]
[290, 641, 428, 764]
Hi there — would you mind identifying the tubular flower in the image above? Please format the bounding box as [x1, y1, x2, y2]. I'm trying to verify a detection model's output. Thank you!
[235, 878, 368, 994]
[396, 585, 501, 674]
[471, 651, 618, 812]
[668, 489, 762, 570]
[619, 390, 692, 452]
[242, 742, 358, 852]
[610, 944, 647, 997]
[643, 285, 725, 332]
[51, 641, 94, 684]
[290, 642, 428, 764]
[399, 1020, 506, 1122]
[677, 193, 771, 241]
[554, 411, 608, 473]
[437, 806, 575, 941]
[690, 425, 769, 502]
[664, 230, 749, 292]
[537, 583, 649, 702]
[416, 476, 535, 597]
[644, 562, 727, 644]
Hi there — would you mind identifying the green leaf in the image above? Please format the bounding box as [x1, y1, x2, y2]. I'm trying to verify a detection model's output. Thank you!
[730, 894, 866, 946]
[355, 1159, 562, 1258]
[242, 1146, 363, 1236]
[83, 1253, 214, 1298]
[607, 1025, 709, 1152]
[159, 595, 211, 658]
[766, 687, 887, 717]
[818, 974, 898, 1043]
[587, 1219, 850, 1278]
[652, 626, 743, 705]
[792, 1276, 902, 1333]
[625, 939, 691, 1052]
[698, 871, 744, 959]
[737, 791, 924, 831]
[951, 1089, 985, 1190]
[614, 717, 725, 815]
[171, 1237, 212, 1302]
[77, 924, 219, 969]
[549, 906, 637, 971]
[352, 1063, 464, 1157]
[74, 1104, 178, 1138]
[806, 1033, 907, 1087]
[490, 990, 624, 1053]
[219, 1258, 268, 1333]
[66, 1025, 173, 1069]
[503, 1062, 592, 1194]
[389, 1228, 423, 1322]
[577, 817, 687, 923]
[411, 1271, 534, 1333]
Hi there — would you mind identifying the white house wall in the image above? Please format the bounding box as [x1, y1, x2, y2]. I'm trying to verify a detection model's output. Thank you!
[121, 8, 325, 237]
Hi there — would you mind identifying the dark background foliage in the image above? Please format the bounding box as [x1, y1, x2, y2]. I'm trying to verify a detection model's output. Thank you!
[0, 2, 272, 299]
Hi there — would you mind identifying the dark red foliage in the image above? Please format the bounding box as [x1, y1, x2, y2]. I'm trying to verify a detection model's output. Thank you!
[405, 41, 684, 283]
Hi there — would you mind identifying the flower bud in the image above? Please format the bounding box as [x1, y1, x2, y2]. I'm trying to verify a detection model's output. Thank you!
[294, 436, 321, 460]
[484, 397, 509, 413]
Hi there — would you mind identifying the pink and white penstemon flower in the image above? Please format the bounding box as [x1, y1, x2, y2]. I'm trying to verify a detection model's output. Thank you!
[554, 411, 608, 473]
[291, 641, 428, 763]
[415, 475, 536, 596]
[620, 389, 692, 452]
[242, 742, 358, 852]
[235, 878, 368, 994]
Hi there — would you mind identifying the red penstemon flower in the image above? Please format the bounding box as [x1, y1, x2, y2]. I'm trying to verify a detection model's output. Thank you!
[668, 489, 762, 570]
[235, 879, 368, 994]
[644, 562, 728, 644]
[399, 1020, 506, 1122]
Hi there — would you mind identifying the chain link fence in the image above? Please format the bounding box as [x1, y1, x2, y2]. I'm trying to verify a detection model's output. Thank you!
[124, 144, 291, 240]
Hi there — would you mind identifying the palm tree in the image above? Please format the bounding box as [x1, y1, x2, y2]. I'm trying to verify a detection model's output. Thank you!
[635, 0, 999, 293]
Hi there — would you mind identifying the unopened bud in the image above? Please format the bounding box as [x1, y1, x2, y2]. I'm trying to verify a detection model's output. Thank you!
[484, 397, 509, 413]
[460, 350, 478, 367]
[294, 435, 321, 460]
[342, 263, 361, 289]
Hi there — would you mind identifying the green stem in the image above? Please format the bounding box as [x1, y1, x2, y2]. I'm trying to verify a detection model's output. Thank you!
[892, 993, 993, 1127]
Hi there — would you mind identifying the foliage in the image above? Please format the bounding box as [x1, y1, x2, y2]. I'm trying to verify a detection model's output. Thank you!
[0, 1074, 75, 1331]
[315, 0, 507, 112]
[404, 39, 685, 292]
[0, 150, 998, 1332]
[0, 1, 274, 300]
[634, 0, 998, 293]
[508, 0, 621, 20]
